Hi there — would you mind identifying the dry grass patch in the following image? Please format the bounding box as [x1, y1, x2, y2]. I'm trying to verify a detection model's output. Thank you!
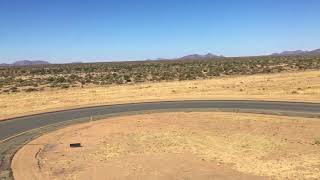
[13, 112, 320, 180]
[1, 70, 320, 120]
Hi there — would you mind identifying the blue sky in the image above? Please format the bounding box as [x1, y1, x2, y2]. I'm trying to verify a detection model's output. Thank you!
[0, 0, 320, 63]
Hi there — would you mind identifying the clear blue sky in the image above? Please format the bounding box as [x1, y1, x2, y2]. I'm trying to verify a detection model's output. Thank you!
[1, 0, 320, 63]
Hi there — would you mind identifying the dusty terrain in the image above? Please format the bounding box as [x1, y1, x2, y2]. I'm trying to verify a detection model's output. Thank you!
[1, 70, 320, 120]
[12, 112, 320, 180]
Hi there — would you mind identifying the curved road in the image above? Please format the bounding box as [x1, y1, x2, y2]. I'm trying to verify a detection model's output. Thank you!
[1, 100, 320, 179]
[1, 100, 320, 141]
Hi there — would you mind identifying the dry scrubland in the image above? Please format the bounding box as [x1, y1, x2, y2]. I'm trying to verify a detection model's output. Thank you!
[1, 56, 319, 92]
[0, 70, 319, 120]
[13, 112, 320, 180]
[1, 55, 320, 120]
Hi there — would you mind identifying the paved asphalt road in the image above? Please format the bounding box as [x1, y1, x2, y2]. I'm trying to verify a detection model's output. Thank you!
[1, 100, 320, 141]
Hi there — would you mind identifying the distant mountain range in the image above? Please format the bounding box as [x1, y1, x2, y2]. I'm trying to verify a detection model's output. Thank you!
[1, 49, 320, 66]
[0, 60, 50, 67]
[178, 53, 223, 60]
[271, 48, 320, 56]
[172, 48, 320, 60]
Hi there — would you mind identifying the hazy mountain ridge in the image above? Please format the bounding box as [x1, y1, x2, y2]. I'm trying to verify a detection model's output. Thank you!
[272, 48, 320, 56]
[0, 60, 50, 67]
[178, 53, 223, 60]
[1, 49, 320, 66]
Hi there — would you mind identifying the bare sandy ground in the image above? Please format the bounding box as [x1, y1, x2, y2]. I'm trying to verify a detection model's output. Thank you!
[1, 70, 320, 120]
[12, 112, 320, 180]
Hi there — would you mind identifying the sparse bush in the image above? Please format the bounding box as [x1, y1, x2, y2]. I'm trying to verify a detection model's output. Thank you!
[61, 84, 70, 89]
[10, 86, 19, 93]
[47, 76, 55, 82]
[24, 87, 39, 92]
[56, 76, 66, 83]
